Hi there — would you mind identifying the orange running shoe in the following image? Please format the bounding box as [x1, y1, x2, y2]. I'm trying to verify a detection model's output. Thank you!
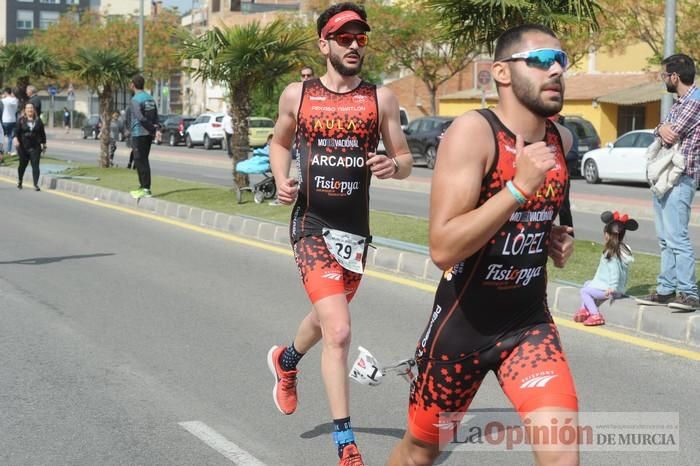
[338, 444, 364, 466]
[267, 345, 298, 415]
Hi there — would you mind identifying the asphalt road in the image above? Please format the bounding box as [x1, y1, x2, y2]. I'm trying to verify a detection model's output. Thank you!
[43, 134, 700, 255]
[1, 180, 698, 465]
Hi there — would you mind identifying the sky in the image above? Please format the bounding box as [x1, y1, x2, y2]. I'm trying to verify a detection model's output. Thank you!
[162, 0, 196, 13]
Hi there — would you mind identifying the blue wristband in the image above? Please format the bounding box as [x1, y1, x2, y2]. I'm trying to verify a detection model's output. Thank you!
[506, 180, 527, 205]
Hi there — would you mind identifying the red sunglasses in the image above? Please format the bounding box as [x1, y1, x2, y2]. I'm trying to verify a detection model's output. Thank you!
[327, 32, 369, 48]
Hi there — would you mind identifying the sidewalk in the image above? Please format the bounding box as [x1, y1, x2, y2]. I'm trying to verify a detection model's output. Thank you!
[4, 166, 697, 350]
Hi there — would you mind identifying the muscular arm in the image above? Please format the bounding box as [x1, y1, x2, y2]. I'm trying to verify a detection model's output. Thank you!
[377, 87, 412, 179]
[429, 113, 522, 269]
[270, 83, 302, 204]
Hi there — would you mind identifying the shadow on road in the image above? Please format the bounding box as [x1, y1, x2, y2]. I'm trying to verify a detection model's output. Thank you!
[0, 253, 115, 265]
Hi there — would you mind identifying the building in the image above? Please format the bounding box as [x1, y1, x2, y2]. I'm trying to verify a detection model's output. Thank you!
[0, 0, 89, 44]
[178, 0, 301, 115]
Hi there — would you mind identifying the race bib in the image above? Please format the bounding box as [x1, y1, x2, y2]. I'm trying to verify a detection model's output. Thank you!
[322, 228, 367, 274]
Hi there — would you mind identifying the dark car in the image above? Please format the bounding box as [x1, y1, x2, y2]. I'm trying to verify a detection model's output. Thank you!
[404, 116, 454, 169]
[154, 114, 175, 145]
[562, 115, 600, 176]
[159, 115, 195, 147]
[81, 115, 101, 139]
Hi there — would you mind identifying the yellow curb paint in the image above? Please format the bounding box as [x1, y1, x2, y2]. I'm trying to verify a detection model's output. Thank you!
[553, 317, 700, 361]
[4, 175, 699, 362]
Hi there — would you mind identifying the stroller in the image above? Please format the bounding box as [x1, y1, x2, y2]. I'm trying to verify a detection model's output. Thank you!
[235, 145, 277, 204]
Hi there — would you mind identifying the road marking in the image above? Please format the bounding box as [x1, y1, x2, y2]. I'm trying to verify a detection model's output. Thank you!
[5, 176, 699, 362]
[179, 421, 266, 465]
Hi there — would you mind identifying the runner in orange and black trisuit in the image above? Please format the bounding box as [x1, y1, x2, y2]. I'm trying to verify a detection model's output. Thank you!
[266, 3, 413, 465]
[389, 24, 579, 466]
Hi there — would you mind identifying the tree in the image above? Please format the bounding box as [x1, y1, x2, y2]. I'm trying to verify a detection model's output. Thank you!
[368, 0, 480, 115]
[64, 48, 138, 168]
[179, 20, 311, 190]
[595, 0, 700, 64]
[0, 43, 58, 107]
[425, 0, 600, 53]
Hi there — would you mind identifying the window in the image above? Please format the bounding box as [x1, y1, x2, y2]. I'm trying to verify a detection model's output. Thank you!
[614, 133, 639, 148]
[17, 11, 34, 30]
[17, 0, 34, 3]
[40, 0, 60, 4]
[230, 0, 241, 12]
[39, 11, 60, 30]
[617, 106, 646, 136]
[212, 0, 220, 12]
[635, 132, 655, 148]
[66, 0, 80, 4]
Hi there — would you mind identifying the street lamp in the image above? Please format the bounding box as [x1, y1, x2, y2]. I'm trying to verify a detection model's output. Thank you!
[138, 0, 144, 70]
[661, 0, 676, 119]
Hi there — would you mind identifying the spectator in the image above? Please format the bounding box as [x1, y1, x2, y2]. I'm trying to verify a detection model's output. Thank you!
[300, 65, 315, 81]
[2, 88, 19, 155]
[574, 211, 637, 326]
[14, 102, 46, 191]
[63, 107, 71, 133]
[223, 109, 234, 159]
[26, 85, 42, 119]
[636, 54, 700, 311]
[128, 74, 159, 198]
[109, 111, 121, 165]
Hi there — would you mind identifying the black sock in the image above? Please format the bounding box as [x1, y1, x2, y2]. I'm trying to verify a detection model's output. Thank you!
[280, 343, 304, 372]
[333, 417, 355, 457]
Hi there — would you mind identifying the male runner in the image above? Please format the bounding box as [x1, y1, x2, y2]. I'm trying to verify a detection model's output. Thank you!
[267, 3, 412, 465]
[388, 24, 578, 466]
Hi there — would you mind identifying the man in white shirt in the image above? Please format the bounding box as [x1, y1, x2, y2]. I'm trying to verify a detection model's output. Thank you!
[2, 88, 19, 155]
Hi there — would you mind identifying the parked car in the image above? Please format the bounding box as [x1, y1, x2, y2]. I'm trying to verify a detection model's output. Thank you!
[375, 107, 410, 155]
[562, 115, 601, 176]
[154, 114, 173, 145]
[185, 112, 225, 149]
[248, 117, 275, 147]
[403, 116, 454, 169]
[81, 115, 101, 139]
[160, 115, 195, 146]
[580, 129, 655, 184]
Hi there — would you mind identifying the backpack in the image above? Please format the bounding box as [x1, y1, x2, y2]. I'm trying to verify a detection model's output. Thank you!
[140, 98, 158, 134]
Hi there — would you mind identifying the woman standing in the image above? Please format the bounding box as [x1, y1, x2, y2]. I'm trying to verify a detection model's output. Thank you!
[14, 102, 46, 191]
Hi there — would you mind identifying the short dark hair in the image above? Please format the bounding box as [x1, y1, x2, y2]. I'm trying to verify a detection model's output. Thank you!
[3, 87, 11, 94]
[131, 74, 145, 90]
[301, 65, 314, 75]
[494, 24, 558, 61]
[317, 2, 367, 38]
[662, 54, 696, 85]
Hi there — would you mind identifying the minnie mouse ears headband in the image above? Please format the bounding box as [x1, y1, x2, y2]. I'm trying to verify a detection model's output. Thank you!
[601, 211, 639, 231]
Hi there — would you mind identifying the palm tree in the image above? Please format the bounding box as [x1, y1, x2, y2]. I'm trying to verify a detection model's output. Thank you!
[0, 43, 58, 106]
[426, 0, 600, 52]
[180, 20, 311, 190]
[64, 48, 138, 168]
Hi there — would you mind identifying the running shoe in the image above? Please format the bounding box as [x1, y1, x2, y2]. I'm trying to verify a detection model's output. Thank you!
[267, 345, 298, 415]
[142, 189, 152, 198]
[130, 188, 145, 199]
[338, 444, 364, 466]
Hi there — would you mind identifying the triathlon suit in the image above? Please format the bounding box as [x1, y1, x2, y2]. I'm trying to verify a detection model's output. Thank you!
[290, 78, 380, 304]
[407, 109, 578, 444]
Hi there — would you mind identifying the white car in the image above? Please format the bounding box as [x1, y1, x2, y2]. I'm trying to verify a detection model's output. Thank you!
[581, 129, 655, 184]
[185, 112, 225, 150]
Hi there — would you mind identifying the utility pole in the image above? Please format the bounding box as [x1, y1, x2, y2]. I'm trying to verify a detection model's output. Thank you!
[138, 0, 145, 70]
[661, 0, 676, 119]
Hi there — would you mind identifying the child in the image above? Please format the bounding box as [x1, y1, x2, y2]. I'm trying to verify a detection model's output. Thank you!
[574, 211, 638, 326]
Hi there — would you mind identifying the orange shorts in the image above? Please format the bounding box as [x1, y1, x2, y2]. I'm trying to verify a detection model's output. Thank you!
[407, 322, 578, 445]
[293, 235, 364, 304]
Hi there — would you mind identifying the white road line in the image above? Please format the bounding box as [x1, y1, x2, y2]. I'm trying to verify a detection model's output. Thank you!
[179, 421, 267, 465]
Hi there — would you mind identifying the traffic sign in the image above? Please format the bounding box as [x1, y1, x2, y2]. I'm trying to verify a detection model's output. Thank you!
[48, 85, 57, 96]
[162, 86, 169, 97]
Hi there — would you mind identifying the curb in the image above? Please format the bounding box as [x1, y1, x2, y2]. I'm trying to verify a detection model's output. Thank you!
[6, 167, 698, 350]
